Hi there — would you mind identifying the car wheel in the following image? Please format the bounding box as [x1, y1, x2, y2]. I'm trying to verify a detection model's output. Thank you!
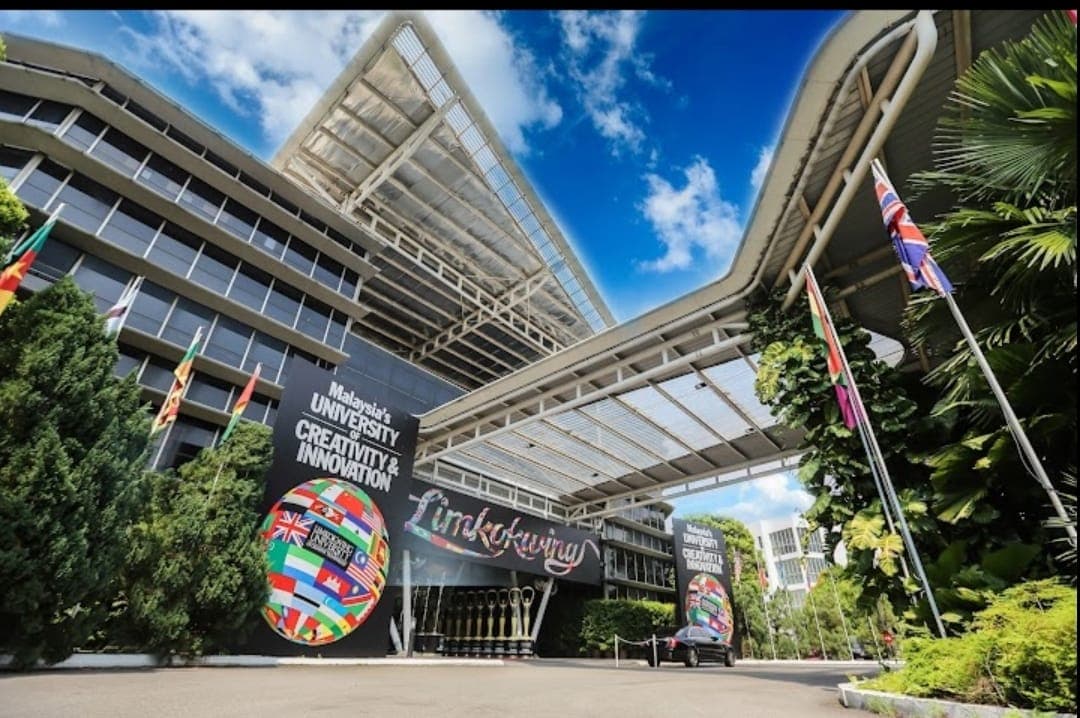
[684, 648, 699, 668]
[724, 650, 735, 667]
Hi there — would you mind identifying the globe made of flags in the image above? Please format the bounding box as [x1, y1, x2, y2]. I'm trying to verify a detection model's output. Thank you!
[685, 572, 734, 644]
[260, 477, 390, 646]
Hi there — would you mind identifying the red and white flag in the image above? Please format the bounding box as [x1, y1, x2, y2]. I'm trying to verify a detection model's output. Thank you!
[104, 275, 143, 338]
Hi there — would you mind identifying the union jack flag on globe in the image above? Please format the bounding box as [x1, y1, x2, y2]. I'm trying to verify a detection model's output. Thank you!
[685, 572, 734, 645]
[260, 477, 390, 646]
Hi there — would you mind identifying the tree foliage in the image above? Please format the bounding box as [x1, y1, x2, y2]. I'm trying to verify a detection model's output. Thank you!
[113, 422, 272, 657]
[0, 176, 30, 259]
[0, 278, 150, 667]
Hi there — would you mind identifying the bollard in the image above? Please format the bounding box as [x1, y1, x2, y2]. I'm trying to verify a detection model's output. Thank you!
[614, 634, 619, 668]
[651, 634, 658, 668]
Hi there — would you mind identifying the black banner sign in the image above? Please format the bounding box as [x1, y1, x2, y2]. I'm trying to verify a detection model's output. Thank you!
[671, 519, 739, 648]
[402, 479, 602, 585]
[247, 359, 418, 656]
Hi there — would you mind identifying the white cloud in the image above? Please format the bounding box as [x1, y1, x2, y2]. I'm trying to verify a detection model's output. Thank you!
[673, 472, 813, 526]
[118, 11, 562, 154]
[750, 144, 775, 193]
[556, 10, 662, 157]
[638, 156, 742, 273]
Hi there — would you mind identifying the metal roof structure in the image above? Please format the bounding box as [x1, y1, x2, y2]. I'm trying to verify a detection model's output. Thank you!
[274, 12, 615, 390]
[408, 10, 1043, 522]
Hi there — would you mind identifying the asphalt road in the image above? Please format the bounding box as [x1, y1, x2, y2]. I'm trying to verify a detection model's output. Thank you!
[0, 659, 881, 718]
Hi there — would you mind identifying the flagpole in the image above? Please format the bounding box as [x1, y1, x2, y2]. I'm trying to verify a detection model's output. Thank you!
[803, 560, 828, 659]
[942, 293, 1077, 547]
[854, 412, 913, 582]
[826, 571, 856, 661]
[751, 548, 779, 660]
[805, 266, 947, 638]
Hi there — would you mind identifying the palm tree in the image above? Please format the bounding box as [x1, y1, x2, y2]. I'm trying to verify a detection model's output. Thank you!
[905, 10, 1076, 573]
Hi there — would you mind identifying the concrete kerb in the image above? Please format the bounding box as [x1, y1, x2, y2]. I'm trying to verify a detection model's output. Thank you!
[837, 681, 1077, 718]
[0, 653, 506, 670]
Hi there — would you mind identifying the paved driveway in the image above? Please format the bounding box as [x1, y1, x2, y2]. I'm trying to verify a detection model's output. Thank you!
[0, 658, 880, 718]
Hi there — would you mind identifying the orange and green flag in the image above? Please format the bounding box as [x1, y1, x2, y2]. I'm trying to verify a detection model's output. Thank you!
[150, 327, 203, 437]
[219, 363, 260, 445]
[806, 270, 859, 429]
[0, 215, 58, 317]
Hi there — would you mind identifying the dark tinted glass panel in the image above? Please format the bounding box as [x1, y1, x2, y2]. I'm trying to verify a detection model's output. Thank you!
[147, 223, 200, 276]
[205, 150, 237, 177]
[33, 238, 80, 280]
[0, 146, 31, 182]
[139, 356, 175, 392]
[187, 375, 232, 411]
[299, 210, 326, 235]
[326, 227, 351, 249]
[278, 348, 317, 385]
[127, 281, 174, 335]
[100, 85, 126, 105]
[270, 192, 298, 216]
[26, 100, 71, 130]
[89, 128, 148, 177]
[178, 177, 224, 222]
[160, 297, 214, 347]
[265, 399, 278, 426]
[0, 90, 35, 120]
[71, 255, 131, 312]
[161, 417, 218, 469]
[227, 263, 270, 312]
[137, 154, 187, 201]
[204, 314, 251, 368]
[295, 295, 328, 341]
[340, 269, 359, 300]
[165, 125, 202, 155]
[313, 255, 343, 291]
[250, 218, 287, 258]
[245, 331, 286, 379]
[217, 199, 256, 240]
[283, 237, 316, 276]
[245, 394, 270, 424]
[264, 281, 301, 327]
[125, 100, 168, 132]
[326, 311, 346, 350]
[189, 242, 237, 294]
[51, 173, 118, 233]
[115, 345, 145, 378]
[61, 112, 106, 151]
[16, 160, 68, 209]
[239, 172, 269, 197]
[99, 200, 160, 256]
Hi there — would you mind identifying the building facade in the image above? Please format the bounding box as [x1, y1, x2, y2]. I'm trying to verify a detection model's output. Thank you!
[601, 502, 676, 603]
[750, 515, 830, 608]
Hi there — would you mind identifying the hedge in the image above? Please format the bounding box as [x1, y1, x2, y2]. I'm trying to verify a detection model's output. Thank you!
[578, 599, 676, 656]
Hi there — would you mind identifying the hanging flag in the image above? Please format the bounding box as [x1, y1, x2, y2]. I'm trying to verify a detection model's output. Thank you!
[104, 275, 143, 338]
[150, 327, 202, 437]
[219, 362, 261, 445]
[806, 270, 859, 429]
[0, 214, 58, 317]
[758, 567, 769, 590]
[733, 551, 743, 584]
[1066, 10, 1076, 24]
[871, 159, 953, 296]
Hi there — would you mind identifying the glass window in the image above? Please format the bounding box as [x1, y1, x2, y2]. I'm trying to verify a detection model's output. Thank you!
[160, 416, 218, 469]
[178, 177, 224, 223]
[137, 154, 188, 201]
[100, 85, 126, 105]
[115, 345, 145, 378]
[264, 399, 278, 426]
[227, 263, 271, 313]
[340, 269, 359, 301]
[127, 280, 175, 336]
[205, 150, 237, 177]
[299, 210, 326, 235]
[139, 356, 176, 392]
[326, 311, 346, 350]
[278, 347, 316, 385]
[297, 296, 330, 342]
[187, 375, 233, 411]
[239, 172, 269, 197]
[100, 200, 161, 256]
[250, 217, 288, 258]
[245, 331, 286, 380]
[125, 100, 167, 132]
[264, 281, 301, 327]
[51, 173, 118, 234]
[89, 128, 149, 177]
[61, 112, 106, 151]
[16, 160, 68, 209]
[245, 394, 270, 424]
[148, 223, 201, 277]
[33, 238, 80, 280]
[313, 254, 344, 291]
[165, 125, 202, 155]
[282, 237, 316, 276]
[160, 297, 214, 348]
[71, 255, 131, 312]
[26, 100, 71, 131]
[217, 199, 257, 241]
[203, 314, 251, 368]
[0, 90, 36, 121]
[270, 191, 298, 216]
[189, 242, 237, 294]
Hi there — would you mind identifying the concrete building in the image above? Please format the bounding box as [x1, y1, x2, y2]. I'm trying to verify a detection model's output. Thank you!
[601, 501, 676, 603]
[750, 515, 830, 608]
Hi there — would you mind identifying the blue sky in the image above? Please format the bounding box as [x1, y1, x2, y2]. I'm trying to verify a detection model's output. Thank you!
[0, 9, 840, 525]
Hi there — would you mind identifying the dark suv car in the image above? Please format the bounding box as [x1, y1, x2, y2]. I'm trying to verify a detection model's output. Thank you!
[645, 625, 735, 668]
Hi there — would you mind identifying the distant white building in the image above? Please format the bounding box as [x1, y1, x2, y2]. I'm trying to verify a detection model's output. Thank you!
[749, 515, 829, 608]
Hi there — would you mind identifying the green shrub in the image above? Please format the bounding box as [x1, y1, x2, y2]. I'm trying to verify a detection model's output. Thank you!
[579, 599, 675, 655]
[862, 580, 1076, 713]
